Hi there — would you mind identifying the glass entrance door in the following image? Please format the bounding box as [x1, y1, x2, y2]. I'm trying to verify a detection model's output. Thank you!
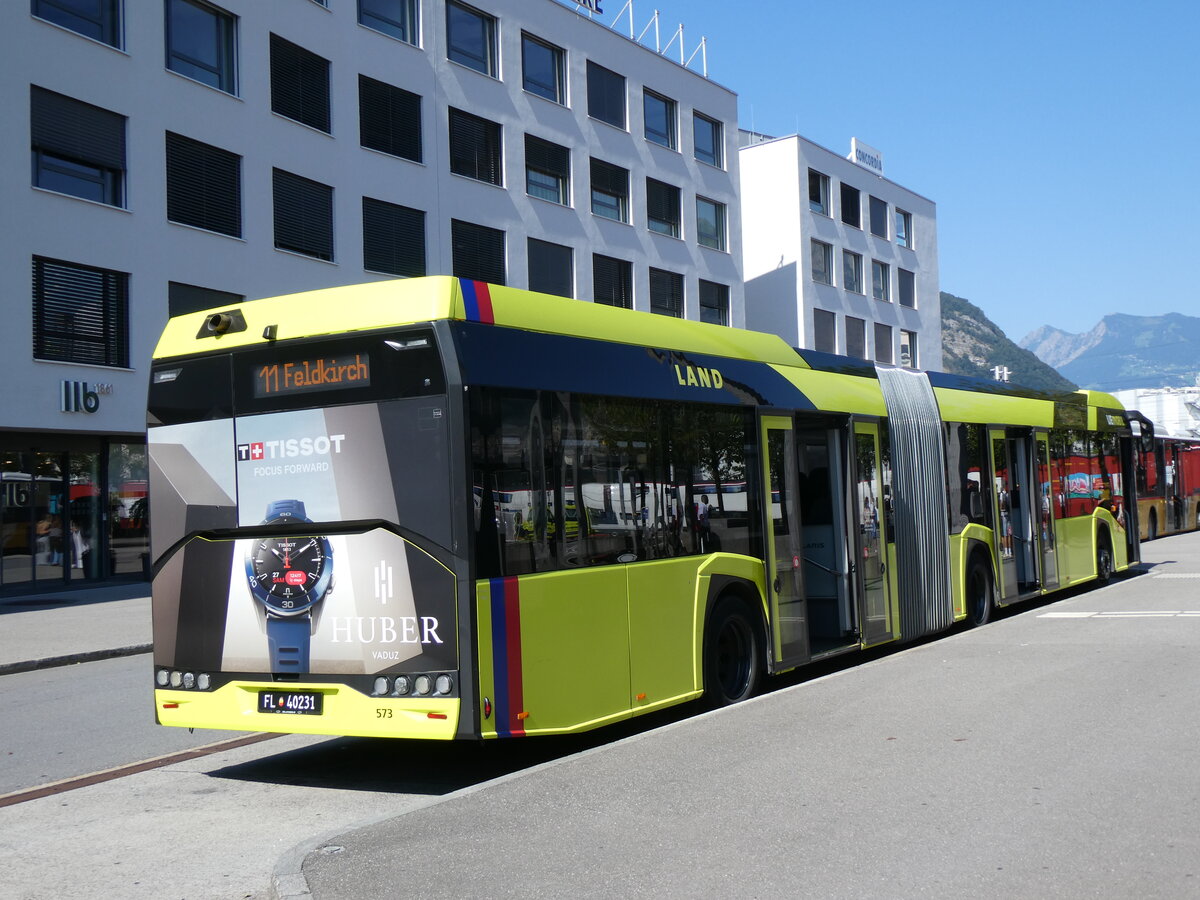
[32, 451, 68, 585]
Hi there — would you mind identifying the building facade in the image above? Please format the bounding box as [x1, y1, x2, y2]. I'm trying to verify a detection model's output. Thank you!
[739, 133, 940, 371]
[2, 0, 742, 592]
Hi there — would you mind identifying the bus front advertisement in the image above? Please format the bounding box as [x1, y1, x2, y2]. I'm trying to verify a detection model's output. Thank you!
[149, 327, 462, 738]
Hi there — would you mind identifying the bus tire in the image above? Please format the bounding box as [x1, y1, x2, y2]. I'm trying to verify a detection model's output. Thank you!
[966, 554, 993, 627]
[1146, 510, 1158, 541]
[1095, 532, 1114, 585]
[703, 595, 761, 708]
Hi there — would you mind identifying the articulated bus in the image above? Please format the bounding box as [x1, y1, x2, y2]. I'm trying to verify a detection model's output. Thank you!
[148, 277, 1141, 740]
[1129, 415, 1200, 540]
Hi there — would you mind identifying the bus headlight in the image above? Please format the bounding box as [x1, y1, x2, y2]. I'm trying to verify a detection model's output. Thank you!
[393, 675, 411, 696]
[373, 676, 390, 696]
[414, 675, 432, 696]
[156, 669, 170, 687]
[435, 674, 454, 695]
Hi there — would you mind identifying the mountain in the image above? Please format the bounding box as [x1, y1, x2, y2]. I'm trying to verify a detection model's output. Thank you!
[1019, 313, 1200, 391]
[940, 292, 1077, 392]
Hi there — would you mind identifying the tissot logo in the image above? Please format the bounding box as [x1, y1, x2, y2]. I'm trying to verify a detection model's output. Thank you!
[236, 434, 345, 461]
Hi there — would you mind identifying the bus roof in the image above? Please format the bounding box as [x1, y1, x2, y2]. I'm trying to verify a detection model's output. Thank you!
[152, 276, 808, 369]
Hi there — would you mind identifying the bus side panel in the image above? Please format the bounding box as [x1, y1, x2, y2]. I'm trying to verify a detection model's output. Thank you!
[1053, 514, 1127, 584]
[476, 568, 631, 738]
[627, 558, 706, 712]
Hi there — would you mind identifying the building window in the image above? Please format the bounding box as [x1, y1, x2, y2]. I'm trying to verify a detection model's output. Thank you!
[452, 219, 505, 284]
[587, 61, 625, 128]
[699, 280, 729, 326]
[842, 250, 863, 294]
[593, 254, 632, 308]
[643, 89, 676, 149]
[693, 112, 722, 168]
[590, 158, 628, 222]
[696, 197, 726, 251]
[449, 108, 502, 185]
[363, 196, 425, 277]
[359, 75, 421, 162]
[446, 1, 496, 77]
[528, 238, 572, 298]
[270, 34, 330, 132]
[898, 268, 916, 308]
[896, 208, 913, 248]
[165, 132, 241, 236]
[840, 183, 861, 228]
[814, 309, 836, 353]
[811, 239, 832, 285]
[649, 267, 683, 317]
[33, 256, 128, 367]
[30, 86, 125, 207]
[872, 260, 890, 302]
[522, 33, 564, 103]
[646, 178, 681, 237]
[525, 135, 569, 205]
[869, 195, 888, 238]
[168, 281, 243, 317]
[900, 330, 918, 368]
[165, 0, 236, 94]
[33, 0, 121, 47]
[809, 169, 830, 216]
[846, 316, 866, 359]
[874, 322, 893, 364]
[272, 168, 333, 261]
[358, 0, 417, 45]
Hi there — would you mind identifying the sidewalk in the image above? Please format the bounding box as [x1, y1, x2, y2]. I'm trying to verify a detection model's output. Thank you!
[0, 582, 151, 675]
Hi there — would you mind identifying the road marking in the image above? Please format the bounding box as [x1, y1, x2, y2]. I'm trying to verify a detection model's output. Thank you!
[1150, 573, 1200, 579]
[0, 732, 279, 809]
[1040, 611, 1200, 618]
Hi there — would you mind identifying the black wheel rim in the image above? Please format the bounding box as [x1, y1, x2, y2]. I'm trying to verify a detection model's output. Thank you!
[715, 616, 752, 701]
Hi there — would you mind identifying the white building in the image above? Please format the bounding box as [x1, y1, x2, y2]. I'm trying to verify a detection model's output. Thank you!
[739, 133, 940, 371]
[2, 0, 741, 591]
[1112, 388, 1200, 438]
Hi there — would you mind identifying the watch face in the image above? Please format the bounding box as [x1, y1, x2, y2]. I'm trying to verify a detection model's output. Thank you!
[246, 535, 331, 615]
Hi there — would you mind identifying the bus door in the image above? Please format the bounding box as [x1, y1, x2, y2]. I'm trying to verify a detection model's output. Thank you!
[794, 421, 856, 656]
[1035, 432, 1059, 590]
[1166, 443, 1183, 532]
[760, 415, 808, 670]
[854, 422, 894, 646]
[991, 428, 1041, 600]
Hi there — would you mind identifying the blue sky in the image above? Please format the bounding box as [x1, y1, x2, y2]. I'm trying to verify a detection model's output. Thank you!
[577, 0, 1200, 343]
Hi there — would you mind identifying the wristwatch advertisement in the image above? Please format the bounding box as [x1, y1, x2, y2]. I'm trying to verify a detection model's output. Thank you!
[245, 500, 334, 673]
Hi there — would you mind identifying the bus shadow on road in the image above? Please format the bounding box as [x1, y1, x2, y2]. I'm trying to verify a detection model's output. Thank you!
[206, 704, 700, 796]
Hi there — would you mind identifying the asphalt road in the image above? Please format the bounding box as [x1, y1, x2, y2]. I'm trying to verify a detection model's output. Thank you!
[301, 537, 1200, 899]
[0, 654, 248, 795]
[2, 535, 1199, 899]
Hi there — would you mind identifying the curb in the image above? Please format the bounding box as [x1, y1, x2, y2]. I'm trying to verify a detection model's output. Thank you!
[0, 643, 152, 677]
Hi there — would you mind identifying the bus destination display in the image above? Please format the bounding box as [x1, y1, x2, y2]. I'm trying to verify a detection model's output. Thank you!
[254, 353, 371, 398]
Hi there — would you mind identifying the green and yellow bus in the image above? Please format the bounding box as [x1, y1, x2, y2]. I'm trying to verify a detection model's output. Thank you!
[148, 276, 1141, 740]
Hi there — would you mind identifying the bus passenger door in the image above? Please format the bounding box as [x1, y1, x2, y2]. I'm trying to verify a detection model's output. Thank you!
[761, 415, 808, 670]
[991, 428, 1040, 600]
[1036, 433, 1059, 590]
[794, 423, 856, 656]
[854, 422, 894, 646]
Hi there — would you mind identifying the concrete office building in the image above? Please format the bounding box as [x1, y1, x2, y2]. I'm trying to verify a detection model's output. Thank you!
[2, 0, 741, 592]
[740, 132, 941, 371]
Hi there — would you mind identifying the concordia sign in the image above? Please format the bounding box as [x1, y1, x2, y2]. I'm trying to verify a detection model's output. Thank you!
[849, 137, 884, 177]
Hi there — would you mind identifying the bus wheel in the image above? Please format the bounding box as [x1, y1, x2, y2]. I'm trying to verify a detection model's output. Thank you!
[704, 596, 760, 708]
[1096, 534, 1114, 585]
[966, 556, 993, 627]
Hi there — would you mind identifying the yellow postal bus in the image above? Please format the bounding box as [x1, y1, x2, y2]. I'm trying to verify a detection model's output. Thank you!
[148, 277, 1140, 739]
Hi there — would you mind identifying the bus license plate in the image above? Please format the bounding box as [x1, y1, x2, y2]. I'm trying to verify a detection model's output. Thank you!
[258, 690, 323, 715]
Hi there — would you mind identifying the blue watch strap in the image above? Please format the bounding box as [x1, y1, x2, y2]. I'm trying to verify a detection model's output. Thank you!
[266, 616, 311, 673]
[265, 500, 307, 522]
